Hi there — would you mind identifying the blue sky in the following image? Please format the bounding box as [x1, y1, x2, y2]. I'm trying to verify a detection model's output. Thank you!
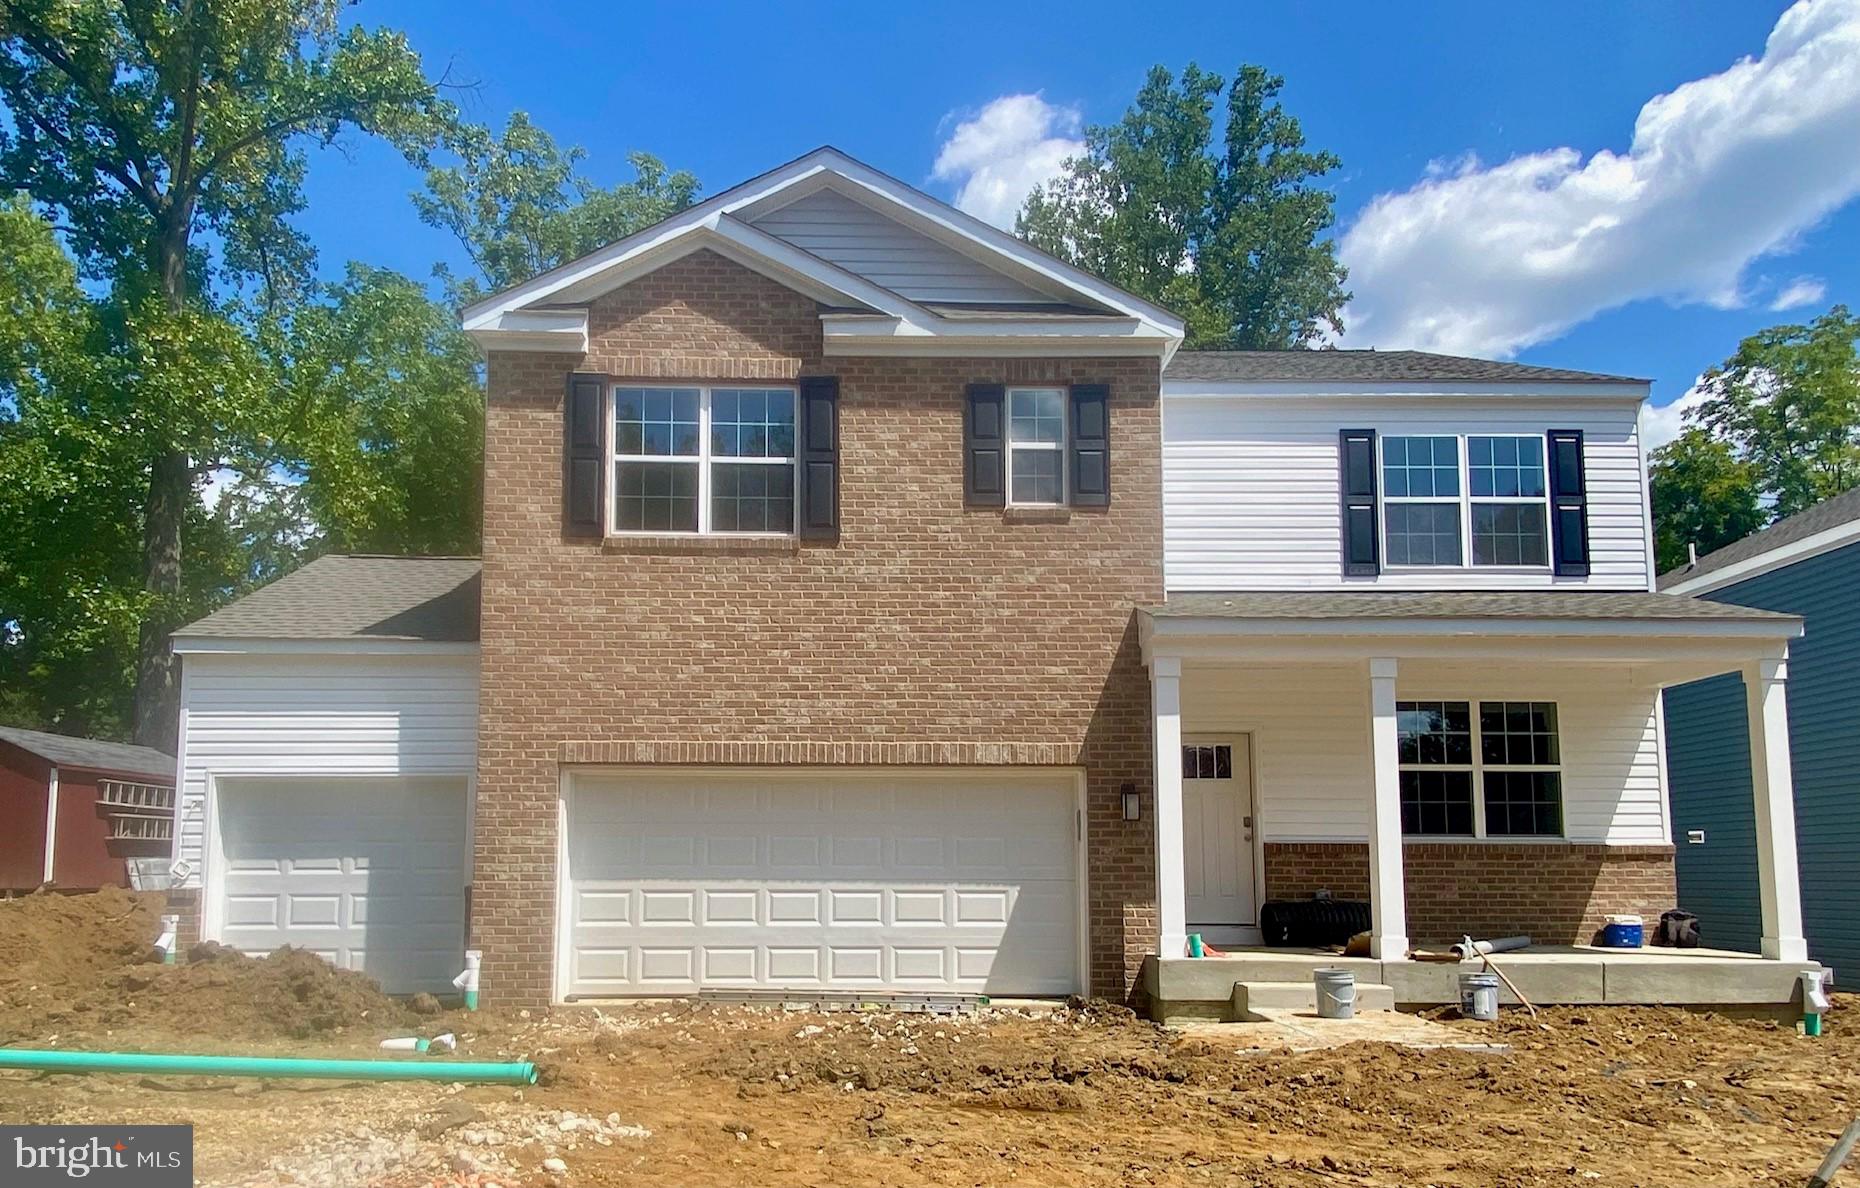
[299, 1, 1860, 435]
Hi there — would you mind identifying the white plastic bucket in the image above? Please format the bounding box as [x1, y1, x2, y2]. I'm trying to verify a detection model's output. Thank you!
[1459, 971, 1501, 1021]
[1314, 967, 1357, 1020]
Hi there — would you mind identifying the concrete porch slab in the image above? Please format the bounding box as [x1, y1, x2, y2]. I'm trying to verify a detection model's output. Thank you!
[1141, 946, 1823, 1023]
[1234, 980, 1395, 1019]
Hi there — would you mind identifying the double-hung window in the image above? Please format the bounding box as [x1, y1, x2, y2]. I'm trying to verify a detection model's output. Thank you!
[1381, 435, 1551, 567]
[612, 386, 797, 534]
[1397, 700, 1564, 838]
[1007, 387, 1066, 506]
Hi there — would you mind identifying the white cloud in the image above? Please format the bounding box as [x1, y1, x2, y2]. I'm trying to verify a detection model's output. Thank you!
[1770, 275, 1828, 310]
[1641, 379, 1713, 450]
[932, 94, 1084, 230]
[1339, 0, 1860, 356]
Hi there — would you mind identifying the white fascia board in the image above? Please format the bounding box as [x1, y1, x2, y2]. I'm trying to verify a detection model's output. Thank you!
[1161, 380, 1650, 402]
[465, 309, 590, 354]
[1662, 517, 1860, 596]
[171, 637, 481, 657]
[1143, 614, 1801, 641]
[462, 146, 1188, 355]
[825, 335, 1174, 358]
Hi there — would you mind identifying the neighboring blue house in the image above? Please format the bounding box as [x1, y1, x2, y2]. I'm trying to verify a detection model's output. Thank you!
[1661, 486, 1860, 977]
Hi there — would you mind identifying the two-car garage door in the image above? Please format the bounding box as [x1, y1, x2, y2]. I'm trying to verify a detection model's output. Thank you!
[561, 770, 1081, 998]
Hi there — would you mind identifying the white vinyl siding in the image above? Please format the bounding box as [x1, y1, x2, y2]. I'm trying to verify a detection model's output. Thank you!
[172, 651, 478, 888]
[1180, 662, 1668, 845]
[1162, 393, 1652, 590]
[748, 187, 1060, 305]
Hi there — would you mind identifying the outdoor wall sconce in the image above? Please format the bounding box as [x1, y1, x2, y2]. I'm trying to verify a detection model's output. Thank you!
[1122, 782, 1141, 822]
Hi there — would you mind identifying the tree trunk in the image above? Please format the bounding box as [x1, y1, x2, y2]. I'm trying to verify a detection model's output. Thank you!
[130, 212, 193, 752]
[133, 447, 188, 752]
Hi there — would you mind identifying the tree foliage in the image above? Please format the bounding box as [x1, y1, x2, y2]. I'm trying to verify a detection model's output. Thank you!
[1648, 428, 1766, 575]
[415, 112, 699, 306]
[0, 0, 454, 747]
[1651, 306, 1860, 572]
[1018, 64, 1348, 349]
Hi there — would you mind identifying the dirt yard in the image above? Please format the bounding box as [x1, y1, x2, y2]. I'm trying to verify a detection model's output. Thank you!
[2, 891, 1856, 1187]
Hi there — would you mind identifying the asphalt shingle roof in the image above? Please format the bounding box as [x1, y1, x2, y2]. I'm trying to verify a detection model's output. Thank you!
[1147, 590, 1798, 625]
[174, 555, 481, 642]
[0, 726, 173, 780]
[1163, 350, 1647, 385]
[1658, 485, 1860, 590]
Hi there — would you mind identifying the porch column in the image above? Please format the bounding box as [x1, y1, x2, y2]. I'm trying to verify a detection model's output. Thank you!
[1745, 657, 1808, 962]
[1367, 658, 1410, 959]
[1153, 656, 1187, 960]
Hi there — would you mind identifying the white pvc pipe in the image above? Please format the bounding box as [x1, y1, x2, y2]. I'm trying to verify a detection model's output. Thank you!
[40, 766, 58, 885]
[453, 949, 481, 1010]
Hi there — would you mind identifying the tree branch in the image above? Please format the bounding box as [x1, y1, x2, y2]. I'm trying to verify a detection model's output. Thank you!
[193, 87, 434, 193]
[1, 3, 165, 209]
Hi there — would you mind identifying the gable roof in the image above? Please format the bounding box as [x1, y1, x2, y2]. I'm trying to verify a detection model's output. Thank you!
[1660, 485, 1860, 593]
[1165, 350, 1647, 385]
[0, 725, 173, 781]
[173, 556, 481, 646]
[461, 146, 1184, 359]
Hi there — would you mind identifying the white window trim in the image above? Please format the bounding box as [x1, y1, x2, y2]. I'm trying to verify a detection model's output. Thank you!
[1006, 386, 1067, 508]
[1378, 433, 1553, 571]
[608, 384, 799, 537]
[1397, 699, 1564, 840]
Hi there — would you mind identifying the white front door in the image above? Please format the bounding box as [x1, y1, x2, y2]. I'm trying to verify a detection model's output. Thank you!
[1183, 737, 1256, 927]
[560, 769, 1081, 998]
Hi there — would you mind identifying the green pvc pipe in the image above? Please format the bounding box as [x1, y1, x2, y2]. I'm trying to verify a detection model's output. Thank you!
[0, 1048, 536, 1085]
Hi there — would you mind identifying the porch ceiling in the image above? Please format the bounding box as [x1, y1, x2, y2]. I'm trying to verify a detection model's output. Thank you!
[1141, 591, 1801, 679]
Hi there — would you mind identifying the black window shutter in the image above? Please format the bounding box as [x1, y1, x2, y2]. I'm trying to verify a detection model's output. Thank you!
[798, 376, 840, 540]
[563, 372, 605, 539]
[1547, 429, 1590, 576]
[1340, 428, 1379, 575]
[1069, 383, 1110, 507]
[964, 383, 1006, 507]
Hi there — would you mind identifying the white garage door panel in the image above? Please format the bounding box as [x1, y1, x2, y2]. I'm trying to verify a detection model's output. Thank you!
[217, 777, 467, 994]
[565, 772, 1080, 997]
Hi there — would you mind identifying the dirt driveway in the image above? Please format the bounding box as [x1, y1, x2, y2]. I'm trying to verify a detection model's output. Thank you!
[1, 998, 1856, 1187]
[2, 891, 1855, 1186]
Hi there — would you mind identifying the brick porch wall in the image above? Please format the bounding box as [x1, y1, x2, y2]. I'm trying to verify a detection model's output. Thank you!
[1262, 841, 1678, 945]
[476, 249, 1164, 1005]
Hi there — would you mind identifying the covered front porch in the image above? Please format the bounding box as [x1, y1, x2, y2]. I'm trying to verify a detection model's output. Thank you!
[1137, 592, 1817, 1019]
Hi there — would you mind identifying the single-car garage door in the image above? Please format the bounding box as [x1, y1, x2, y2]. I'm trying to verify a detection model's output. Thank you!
[562, 770, 1080, 998]
[215, 776, 468, 994]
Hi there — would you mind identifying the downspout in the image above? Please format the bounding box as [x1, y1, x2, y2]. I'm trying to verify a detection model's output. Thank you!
[41, 766, 58, 886]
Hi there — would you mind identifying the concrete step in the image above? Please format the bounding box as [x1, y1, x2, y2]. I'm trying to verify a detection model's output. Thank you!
[1232, 979, 1396, 1021]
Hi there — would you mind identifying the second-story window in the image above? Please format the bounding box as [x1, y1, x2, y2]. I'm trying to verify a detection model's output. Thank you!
[613, 386, 797, 534]
[1381, 434, 1551, 568]
[1007, 387, 1066, 506]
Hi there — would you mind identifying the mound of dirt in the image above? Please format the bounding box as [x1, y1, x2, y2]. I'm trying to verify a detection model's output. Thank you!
[0, 887, 417, 1045]
[0, 885, 163, 988]
[107, 943, 417, 1041]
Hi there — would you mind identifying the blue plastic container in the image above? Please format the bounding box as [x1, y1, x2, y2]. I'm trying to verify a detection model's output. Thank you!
[1599, 914, 1644, 948]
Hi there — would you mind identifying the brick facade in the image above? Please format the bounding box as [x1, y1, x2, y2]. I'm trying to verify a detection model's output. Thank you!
[1262, 841, 1678, 945]
[476, 249, 1164, 1004]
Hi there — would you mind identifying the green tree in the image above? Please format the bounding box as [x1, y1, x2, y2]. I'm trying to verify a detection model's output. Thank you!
[1693, 305, 1860, 519]
[415, 112, 699, 306]
[262, 264, 483, 555]
[0, 0, 454, 747]
[1648, 428, 1766, 574]
[1018, 64, 1348, 349]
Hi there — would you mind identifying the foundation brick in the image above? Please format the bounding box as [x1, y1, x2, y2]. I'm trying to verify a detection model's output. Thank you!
[476, 249, 1163, 1005]
[1262, 841, 1677, 945]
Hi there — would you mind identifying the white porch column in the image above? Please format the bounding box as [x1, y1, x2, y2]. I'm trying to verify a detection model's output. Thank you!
[1745, 657, 1808, 962]
[1152, 656, 1187, 960]
[1366, 658, 1410, 959]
